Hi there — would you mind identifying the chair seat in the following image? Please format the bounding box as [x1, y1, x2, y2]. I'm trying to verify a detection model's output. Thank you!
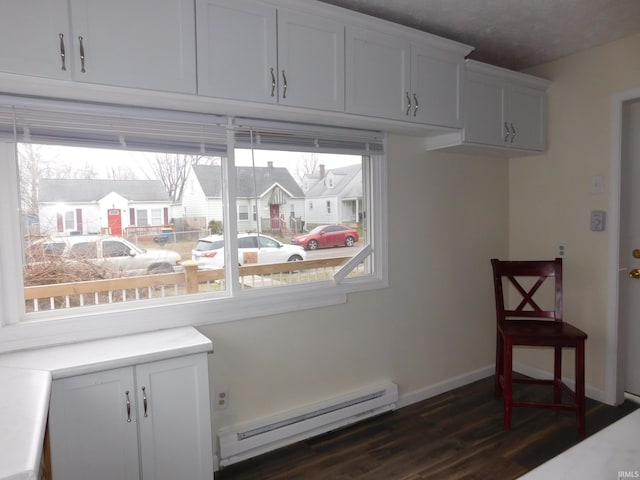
[500, 320, 587, 345]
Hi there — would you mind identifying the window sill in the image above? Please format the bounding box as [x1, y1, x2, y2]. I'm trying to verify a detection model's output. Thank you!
[0, 278, 387, 354]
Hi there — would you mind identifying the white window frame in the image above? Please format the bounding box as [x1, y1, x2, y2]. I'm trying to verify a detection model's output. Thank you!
[0, 111, 388, 354]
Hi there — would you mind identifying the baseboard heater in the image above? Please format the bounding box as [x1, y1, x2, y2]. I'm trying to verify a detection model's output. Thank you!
[218, 381, 398, 467]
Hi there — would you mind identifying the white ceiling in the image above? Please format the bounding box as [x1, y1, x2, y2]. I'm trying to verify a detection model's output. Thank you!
[317, 0, 640, 70]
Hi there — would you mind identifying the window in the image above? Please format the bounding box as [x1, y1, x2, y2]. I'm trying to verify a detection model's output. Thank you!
[0, 95, 387, 348]
[136, 209, 149, 226]
[327, 200, 331, 213]
[238, 205, 249, 221]
[64, 211, 75, 230]
[151, 209, 162, 226]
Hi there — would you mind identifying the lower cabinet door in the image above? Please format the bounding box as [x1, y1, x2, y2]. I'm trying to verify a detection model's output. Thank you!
[49, 367, 140, 480]
[136, 353, 214, 480]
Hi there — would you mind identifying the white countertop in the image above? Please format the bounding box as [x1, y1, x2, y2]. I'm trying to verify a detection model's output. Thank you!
[519, 408, 640, 479]
[0, 327, 213, 480]
[0, 367, 51, 480]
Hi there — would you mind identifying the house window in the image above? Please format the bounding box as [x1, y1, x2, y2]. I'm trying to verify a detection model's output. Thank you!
[151, 209, 162, 226]
[0, 96, 387, 349]
[136, 209, 149, 226]
[64, 211, 75, 231]
[327, 201, 331, 213]
[238, 205, 249, 221]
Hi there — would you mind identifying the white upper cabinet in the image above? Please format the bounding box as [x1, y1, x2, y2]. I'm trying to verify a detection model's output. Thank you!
[69, 0, 196, 93]
[277, 9, 345, 111]
[0, 0, 196, 93]
[464, 61, 549, 152]
[504, 83, 547, 151]
[196, 0, 277, 103]
[0, 0, 71, 80]
[196, 0, 345, 112]
[426, 60, 550, 154]
[346, 25, 468, 127]
[345, 26, 410, 121]
[411, 44, 464, 128]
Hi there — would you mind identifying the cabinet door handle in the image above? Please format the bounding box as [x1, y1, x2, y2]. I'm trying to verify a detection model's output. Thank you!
[78, 36, 86, 73]
[142, 386, 148, 417]
[406, 92, 412, 116]
[59, 33, 66, 71]
[270, 68, 276, 97]
[413, 93, 419, 117]
[125, 390, 132, 422]
[504, 122, 510, 142]
[510, 123, 516, 143]
[281, 70, 288, 99]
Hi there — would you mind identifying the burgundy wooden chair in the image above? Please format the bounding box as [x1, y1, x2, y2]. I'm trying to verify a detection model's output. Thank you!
[491, 258, 587, 438]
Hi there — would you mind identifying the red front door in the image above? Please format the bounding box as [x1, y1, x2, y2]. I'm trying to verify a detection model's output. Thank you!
[107, 209, 122, 235]
[270, 205, 280, 229]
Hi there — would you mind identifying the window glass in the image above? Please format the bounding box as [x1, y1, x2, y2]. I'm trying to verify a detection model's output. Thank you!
[20, 143, 226, 314]
[232, 149, 368, 290]
[136, 209, 149, 226]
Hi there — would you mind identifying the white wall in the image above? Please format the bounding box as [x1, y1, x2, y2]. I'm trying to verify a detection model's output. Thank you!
[199, 134, 509, 433]
[510, 32, 640, 396]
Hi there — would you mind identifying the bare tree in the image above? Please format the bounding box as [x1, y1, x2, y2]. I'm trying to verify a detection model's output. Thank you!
[146, 153, 203, 202]
[294, 153, 320, 184]
[18, 144, 56, 216]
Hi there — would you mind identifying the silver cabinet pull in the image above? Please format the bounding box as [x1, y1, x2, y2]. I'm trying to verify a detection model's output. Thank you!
[406, 92, 411, 116]
[270, 68, 276, 97]
[142, 386, 148, 417]
[504, 122, 510, 142]
[125, 390, 132, 422]
[510, 123, 516, 143]
[59, 33, 66, 71]
[78, 36, 86, 73]
[413, 93, 419, 117]
[281, 70, 288, 99]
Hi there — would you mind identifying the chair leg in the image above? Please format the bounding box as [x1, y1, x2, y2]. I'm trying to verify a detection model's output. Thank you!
[495, 331, 504, 398]
[554, 346, 562, 404]
[576, 340, 586, 438]
[503, 338, 513, 430]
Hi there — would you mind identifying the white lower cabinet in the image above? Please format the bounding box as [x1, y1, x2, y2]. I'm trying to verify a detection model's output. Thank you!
[48, 353, 213, 480]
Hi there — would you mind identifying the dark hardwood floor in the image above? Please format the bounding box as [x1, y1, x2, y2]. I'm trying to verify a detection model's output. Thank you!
[215, 376, 638, 480]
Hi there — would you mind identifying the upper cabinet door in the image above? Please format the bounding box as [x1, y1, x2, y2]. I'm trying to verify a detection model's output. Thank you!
[411, 44, 463, 128]
[196, 0, 278, 103]
[277, 9, 345, 112]
[69, 0, 196, 93]
[0, 0, 71, 80]
[504, 84, 546, 151]
[345, 26, 410, 120]
[463, 70, 505, 146]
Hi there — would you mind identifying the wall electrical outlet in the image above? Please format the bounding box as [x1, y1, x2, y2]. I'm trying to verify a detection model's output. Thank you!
[214, 387, 229, 410]
[557, 243, 566, 258]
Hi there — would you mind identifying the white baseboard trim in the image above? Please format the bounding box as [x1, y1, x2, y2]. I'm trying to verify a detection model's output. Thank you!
[396, 365, 494, 409]
[513, 362, 607, 404]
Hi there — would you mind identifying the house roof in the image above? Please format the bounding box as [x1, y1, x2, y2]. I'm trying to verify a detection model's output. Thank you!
[306, 164, 362, 199]
[192, 164, 304, 199]
[38, 179, 170, 203]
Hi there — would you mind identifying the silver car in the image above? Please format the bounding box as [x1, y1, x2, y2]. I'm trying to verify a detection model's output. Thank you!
[32, 234, 181, 275]
[192, 233, 306, 269]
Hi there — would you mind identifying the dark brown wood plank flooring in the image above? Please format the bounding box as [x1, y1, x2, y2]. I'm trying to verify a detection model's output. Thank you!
[215, 376, 638, 480]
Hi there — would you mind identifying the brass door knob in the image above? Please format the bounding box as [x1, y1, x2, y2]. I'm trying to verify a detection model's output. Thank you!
[630, 269, 640, 279]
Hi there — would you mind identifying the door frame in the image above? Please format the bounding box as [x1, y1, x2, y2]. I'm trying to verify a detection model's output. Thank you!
[606, 86, 640, 405]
